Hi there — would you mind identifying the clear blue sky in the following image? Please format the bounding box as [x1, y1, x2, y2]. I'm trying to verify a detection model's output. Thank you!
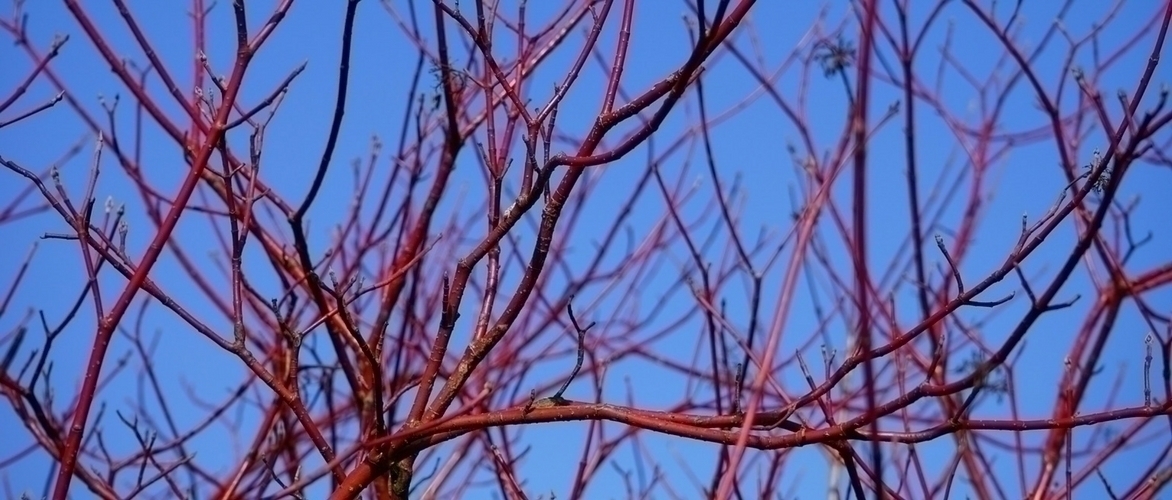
[1, 1, 1169, 498]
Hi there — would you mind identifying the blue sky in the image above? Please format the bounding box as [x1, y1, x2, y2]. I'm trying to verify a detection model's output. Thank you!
[1, 1, 1169, 499]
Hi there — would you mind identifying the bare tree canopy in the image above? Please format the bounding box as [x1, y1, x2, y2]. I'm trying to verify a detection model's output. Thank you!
[1, 1, 1170, 499]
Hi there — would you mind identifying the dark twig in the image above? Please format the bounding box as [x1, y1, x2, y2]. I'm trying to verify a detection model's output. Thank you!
[525, 298, 593, 414]
[557, 299, 594, 401]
